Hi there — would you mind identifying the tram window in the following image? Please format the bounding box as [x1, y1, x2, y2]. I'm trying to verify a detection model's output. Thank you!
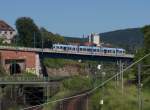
[104, 50, 107, 53]
[83, 48, 86, 51]
[63, 47, 66, 50]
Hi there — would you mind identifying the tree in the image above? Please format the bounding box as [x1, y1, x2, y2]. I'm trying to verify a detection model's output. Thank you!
[40, 27, 64, 48]
[15, 17, 41, 47]
[0, 37, 5, 45]
[134, 25, 150, 86]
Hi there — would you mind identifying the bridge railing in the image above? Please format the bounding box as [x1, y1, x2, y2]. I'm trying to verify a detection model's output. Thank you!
[0, 45, 134, 58]
[0, 76, 68, 83]
[0, 76, 49, 82]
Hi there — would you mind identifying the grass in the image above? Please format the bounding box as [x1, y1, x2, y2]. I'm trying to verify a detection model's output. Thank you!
[89, 80, 150, 110]
[42, 74, 150, 110]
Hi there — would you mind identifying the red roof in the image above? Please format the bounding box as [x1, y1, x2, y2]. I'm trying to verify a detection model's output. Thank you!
[0, 20, 14, 31]
[80, 42, 97, 46]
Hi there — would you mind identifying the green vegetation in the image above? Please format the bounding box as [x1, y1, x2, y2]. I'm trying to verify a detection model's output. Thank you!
[15, 17, 65, 48]
[40, 27, 64, 48]
[62, 76, 93, 92]
[64, 28, 144, 53]
[43, 58, 85, 69]
[89, 81, 150, 110]
[15, 17, 42, 47]
[43, 75, 93, 110]
[134, 25, 150, 88]
[64, 36, 88, 44]
[100, 28, 144, 53]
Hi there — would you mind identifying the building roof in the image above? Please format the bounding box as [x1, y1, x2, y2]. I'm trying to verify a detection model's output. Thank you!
[80, 42, 97, 46]
[0, 20, 15, 31]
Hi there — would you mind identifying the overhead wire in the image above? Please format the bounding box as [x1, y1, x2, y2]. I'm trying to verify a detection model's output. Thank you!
[22, 53, 150, 110]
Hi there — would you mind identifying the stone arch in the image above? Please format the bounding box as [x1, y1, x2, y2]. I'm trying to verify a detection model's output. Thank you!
[9, 63, 21, 75]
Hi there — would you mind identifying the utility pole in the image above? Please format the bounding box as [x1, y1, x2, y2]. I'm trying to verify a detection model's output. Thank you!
[116, 61, 119, 87]
[121, 62, 124, 94]
[0, 87, 2, 110]
[42, 36, 44, 53]
[138, 63, 142, 110]
[34, 32, 36, 48]
[119, 60, 124, 94]
[86, 96, 88, 110]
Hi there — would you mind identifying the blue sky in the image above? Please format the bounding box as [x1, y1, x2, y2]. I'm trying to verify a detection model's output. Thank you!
[0, 0, 150, 37]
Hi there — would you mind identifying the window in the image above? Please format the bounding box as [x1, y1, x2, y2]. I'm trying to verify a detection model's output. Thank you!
[83, 48, 86, 51]
[80, 48, 83, 51]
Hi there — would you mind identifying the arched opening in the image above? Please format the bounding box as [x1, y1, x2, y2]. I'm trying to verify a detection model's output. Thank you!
[10, 63, 21, 75]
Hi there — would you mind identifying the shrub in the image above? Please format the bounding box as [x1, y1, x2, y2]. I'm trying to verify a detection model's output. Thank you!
[62, 76, 93, 92]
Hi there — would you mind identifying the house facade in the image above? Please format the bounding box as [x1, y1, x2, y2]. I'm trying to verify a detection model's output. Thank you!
[0, 20, 16, 44]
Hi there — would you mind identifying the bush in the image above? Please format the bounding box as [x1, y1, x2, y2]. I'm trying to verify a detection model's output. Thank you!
[43, 58, 85, 69]
[62, 76, 93, 92]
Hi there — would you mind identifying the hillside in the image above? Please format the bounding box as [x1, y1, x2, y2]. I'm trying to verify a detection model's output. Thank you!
[64, 28, 144, 53]
[100, 28, 144, 53]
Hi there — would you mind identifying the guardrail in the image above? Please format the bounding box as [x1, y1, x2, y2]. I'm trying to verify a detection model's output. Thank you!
[0, 76, 68, 83]
[0, 76, 49, 82]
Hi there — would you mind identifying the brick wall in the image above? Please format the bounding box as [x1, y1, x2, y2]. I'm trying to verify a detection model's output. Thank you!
[0, 50, 37, 74]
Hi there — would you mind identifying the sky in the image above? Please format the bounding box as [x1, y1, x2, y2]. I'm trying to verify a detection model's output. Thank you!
[0, 0, 150, 37]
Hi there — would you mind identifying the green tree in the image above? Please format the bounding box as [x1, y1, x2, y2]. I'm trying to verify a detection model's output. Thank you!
[15, 17, 42, 47]
[134, 25, 150, 86]
[142, 25, 150, 53]
[0, 37, 4, 45]
[40, 27, 64, 48]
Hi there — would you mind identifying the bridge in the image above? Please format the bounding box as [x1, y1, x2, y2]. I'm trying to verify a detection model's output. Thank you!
[0, 45, 134, 62]
[0, 76, 62, 85]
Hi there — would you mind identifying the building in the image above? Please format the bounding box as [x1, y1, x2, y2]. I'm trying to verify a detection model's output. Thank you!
[88, 33, 101, 46]
[0, 50, 41, 76]
[0, 20, 16, 44]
